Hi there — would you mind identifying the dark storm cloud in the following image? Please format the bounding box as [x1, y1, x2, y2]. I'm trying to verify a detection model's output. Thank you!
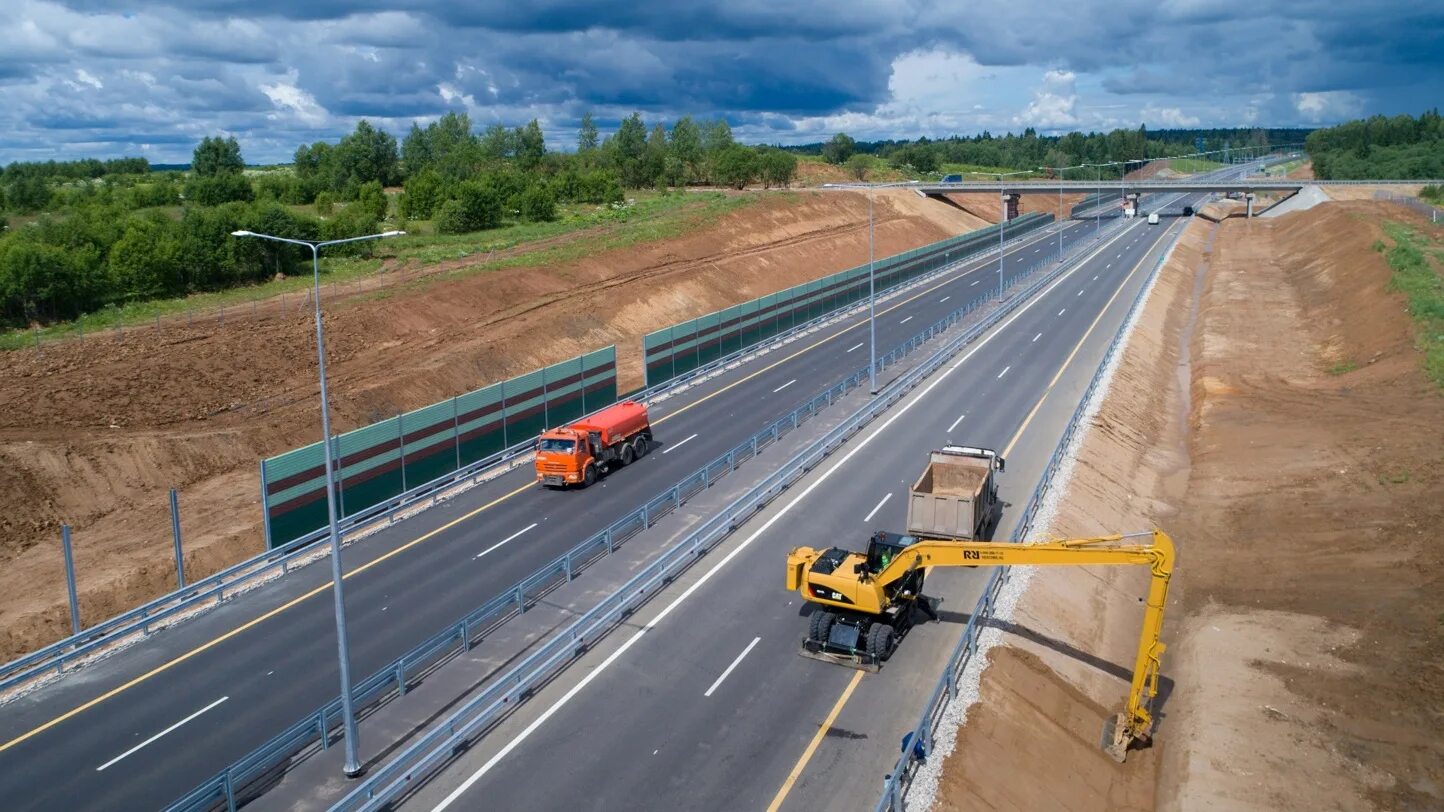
[2, 0, 1440, 163]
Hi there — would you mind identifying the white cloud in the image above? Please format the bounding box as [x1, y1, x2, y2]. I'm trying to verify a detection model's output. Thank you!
[1293, 90, 1363, 123]
[1015, 70, 1078, 130]
[74, 68, 102, 89]
[1141, 105, 1198, 127]
[260, 71, 329, 126]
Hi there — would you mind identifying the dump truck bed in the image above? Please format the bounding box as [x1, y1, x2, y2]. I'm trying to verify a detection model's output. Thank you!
[905, 446, 998, 540]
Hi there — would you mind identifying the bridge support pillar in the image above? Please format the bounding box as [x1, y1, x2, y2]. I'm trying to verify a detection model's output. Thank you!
[1000, 192, 1019, 221]
[1246, 192, 1256, 218]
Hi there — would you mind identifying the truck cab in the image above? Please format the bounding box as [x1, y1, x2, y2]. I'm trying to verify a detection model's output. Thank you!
[535, 400, 652, 488]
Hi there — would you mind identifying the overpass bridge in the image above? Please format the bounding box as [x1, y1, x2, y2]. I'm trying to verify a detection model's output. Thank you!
[910, 178, 1439, 195]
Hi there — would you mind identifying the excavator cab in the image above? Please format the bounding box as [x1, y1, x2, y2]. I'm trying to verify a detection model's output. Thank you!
[863, 531, 912, 576]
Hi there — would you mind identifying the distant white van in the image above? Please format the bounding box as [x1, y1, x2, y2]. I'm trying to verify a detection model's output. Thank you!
[1147, 212, 1160, 225]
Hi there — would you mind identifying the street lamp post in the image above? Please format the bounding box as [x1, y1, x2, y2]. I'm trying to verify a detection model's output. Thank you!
[868, 189, 877, 395]
[997, 189, 1006, 297]
[231, 228, 404, 778]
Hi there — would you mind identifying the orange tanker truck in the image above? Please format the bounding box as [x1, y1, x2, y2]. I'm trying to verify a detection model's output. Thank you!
[534, 400, 654, 488]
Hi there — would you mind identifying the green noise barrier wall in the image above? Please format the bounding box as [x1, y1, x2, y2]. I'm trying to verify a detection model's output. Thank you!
[642, 213, 1050, 387]
[261, 347, 617, 548]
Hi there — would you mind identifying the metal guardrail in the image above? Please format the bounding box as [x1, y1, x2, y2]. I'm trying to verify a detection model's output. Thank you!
[0, 218, 1063, 698]
[872, 212, 1190, 812]
[1373, 190, 1442, 223]
[321, 213, 1128, 812]
[165, 222, 1090, 812]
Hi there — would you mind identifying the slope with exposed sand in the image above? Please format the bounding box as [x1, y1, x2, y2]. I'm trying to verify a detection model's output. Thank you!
[935, 200, 1444, 810]
[0, 188, 993, 660]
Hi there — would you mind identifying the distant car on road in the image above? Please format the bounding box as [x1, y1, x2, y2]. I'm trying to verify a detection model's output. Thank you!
[1147, 212, 1160, 225]
[940, 174, 962, 183]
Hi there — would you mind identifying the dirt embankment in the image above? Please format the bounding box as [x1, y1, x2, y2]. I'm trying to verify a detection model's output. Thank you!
[0, 189, 992, 660]
[937, 201, 1444, 811]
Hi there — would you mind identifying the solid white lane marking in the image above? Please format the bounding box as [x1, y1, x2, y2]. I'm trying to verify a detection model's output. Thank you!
[1032, 332, 1042, 342]
[947, 413, 966, 432]
[427, 211, 1140, 812]
[939, 296, 950, 303]
[773, 379, 796, 394]
[704, 637, 761, 698]
[997, 365, 1011, 379]
[899, 316, 914, 325]
[662, 433, 698, 454]
[845, 342, 865, 353]
[477, 523, 539, 559]
[863, 492, 893, 522]
[97, 696, 229, 771]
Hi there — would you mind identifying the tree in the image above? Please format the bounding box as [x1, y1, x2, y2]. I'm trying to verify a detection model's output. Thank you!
[645, 124, 669, 188]
[702, 119, 734, 155]
[355, 180, 389, 222]
[846, 153, 870, 181]
[185, 172, 253, 205]
[4, 176, 51, 213]
[757, 149, 797, 188]
[479, 124, 515, 162]
[108, 216, 182, 300]
[712, 145, 757, 189]
[192, 136, 244, 176]
[332, 120, 401, 193]
[314, 191, 334, 216]
[668, 117, 703, 184]
[515, 119, 546, 171]
[611, 113, 650, 188]
[399, 169, 445, 219]
[822, 133, 856, 165]
[517, 184, 557, 222]
[578, 112, 599, 153]
[434, 181, 503, 234]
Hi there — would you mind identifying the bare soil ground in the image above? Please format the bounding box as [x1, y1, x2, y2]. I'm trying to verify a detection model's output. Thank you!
[1289, 161, 1316, 180]
[0, 188, 988, 660]
[936, 200, 1444, 810]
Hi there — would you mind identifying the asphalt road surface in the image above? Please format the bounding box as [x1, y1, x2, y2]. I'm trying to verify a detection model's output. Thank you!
[0, 200, 1114, 811]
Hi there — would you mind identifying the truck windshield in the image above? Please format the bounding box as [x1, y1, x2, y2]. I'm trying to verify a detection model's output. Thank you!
[539, 438, 575, 452]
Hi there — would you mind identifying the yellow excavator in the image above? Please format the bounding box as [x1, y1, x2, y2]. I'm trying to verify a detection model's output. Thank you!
[786, 528, 1175, 761]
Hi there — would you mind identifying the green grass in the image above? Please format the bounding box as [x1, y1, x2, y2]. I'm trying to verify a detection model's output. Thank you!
[1326, 359, 1359, 375]
[1166, 157, 1226, 174]
[1263, 158, 1307, 177]
[1381, 221, 1444, 389]
[0, 191, 759, 350]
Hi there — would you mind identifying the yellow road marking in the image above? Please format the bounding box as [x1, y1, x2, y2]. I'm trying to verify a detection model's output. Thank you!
[762, 223, 1165, 809]
[0, 480, 532, 756]
[765, 669, 865, 812]
[0, 226, 1059, 755]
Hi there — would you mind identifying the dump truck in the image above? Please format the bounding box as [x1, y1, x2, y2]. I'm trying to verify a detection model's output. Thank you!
[786, 527, 1176, 761]
[905, 445, 1004, 541]
[534, 400, 653, 488]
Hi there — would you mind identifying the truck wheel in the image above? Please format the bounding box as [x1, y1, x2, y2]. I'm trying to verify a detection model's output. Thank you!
[809, 610, 836, 644]
[619, 443, 636, 466]
[866, 623, 895, 662]
[633, 435, 650, 458]
[582, 464, 597, 488]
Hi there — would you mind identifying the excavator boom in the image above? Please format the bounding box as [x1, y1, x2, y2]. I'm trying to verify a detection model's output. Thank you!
[787, 529, 1174, 761]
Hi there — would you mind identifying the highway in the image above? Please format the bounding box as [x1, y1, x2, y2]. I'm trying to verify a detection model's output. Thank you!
[402, 182, 1225, 811]
[0, 199, 1110, 810]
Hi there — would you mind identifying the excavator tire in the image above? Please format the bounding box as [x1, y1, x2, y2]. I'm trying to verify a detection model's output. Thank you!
[866, 623, 895, 662]
[809, 610, 836, 644]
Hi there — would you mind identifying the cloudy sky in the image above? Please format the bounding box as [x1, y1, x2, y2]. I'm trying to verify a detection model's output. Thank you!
[2, 0, 1440, 164]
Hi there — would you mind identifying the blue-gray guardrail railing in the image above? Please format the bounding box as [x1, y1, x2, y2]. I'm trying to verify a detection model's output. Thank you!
[165, 218, 1094, 812]
[314, 207, 1130, 812]
[0, 215, 1065, 698]
[872, 210, 1191, 812]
